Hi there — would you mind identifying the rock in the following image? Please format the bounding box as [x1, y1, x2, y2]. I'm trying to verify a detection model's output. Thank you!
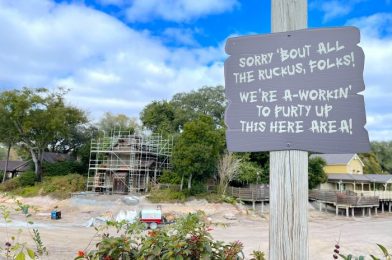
[223, 213, 237, 220]
[121, 196, 139, 205]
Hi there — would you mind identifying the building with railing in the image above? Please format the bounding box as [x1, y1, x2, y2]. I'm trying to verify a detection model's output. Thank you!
[86, 130, 172, 194]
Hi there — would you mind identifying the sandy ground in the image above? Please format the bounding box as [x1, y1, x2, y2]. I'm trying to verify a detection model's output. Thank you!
[1, 194, 392, 259]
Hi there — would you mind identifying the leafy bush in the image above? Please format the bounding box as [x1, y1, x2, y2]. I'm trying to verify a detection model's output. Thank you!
[158, 170, 181, 184]
[77, 211, 245, 260]
[0, 177, 21, 192]
[147, 189, 186, 203]
[0, 171, 3, 183]
[189, 181, 207, 195]
[18, 171, 36, 187]
[43, 161, 86, 177]
[41, 174, 86, 199]
[1, 174, 86, 199]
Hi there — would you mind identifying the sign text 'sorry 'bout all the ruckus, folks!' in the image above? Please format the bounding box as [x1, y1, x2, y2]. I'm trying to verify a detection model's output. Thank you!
[224, 26, 370, 153]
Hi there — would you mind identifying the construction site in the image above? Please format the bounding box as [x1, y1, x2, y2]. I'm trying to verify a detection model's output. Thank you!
[86, 130, 173, 194]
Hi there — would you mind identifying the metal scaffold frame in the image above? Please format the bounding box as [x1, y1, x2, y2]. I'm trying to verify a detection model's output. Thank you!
[86, 130, 173, 194]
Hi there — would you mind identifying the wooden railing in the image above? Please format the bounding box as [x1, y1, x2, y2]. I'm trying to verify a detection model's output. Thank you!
[309, 190, 379, 206]
[359, 191, 392, 200]
[226, 186, 269, 201]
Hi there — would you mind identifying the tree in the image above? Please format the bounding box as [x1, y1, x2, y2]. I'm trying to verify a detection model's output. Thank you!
[217, 152, 241, 194]
[0, 87, 87, 181]
[359, 152, 383, 174]
[0, 100, 20, 182]
[140, 101, 178, 136]
[98, 112, 139, 134]
[140, 86, 226, 135]
[172, 116, 224, 191]
[308, 156, 328, 189]
[171, 85, 226, 127]
[371, 141, 392, 173]
[234, 160, 264, 185]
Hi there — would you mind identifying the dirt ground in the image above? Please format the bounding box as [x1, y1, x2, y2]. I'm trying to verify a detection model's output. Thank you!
[1, 194, 392, 259]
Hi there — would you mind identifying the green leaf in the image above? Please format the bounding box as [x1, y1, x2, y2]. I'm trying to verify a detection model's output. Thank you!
[370, 255, 381, 260]
[26, 248, 35, 259]
[377, 244, 389, 257]
[15, 251, 26, 260]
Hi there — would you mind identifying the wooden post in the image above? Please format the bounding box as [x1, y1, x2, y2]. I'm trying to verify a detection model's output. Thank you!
[389, 202, 391, 213]
[336, 206, 339, 216]
[270, 151, 308, 260]
[351, 207, 355, 217]
[382, 202, 384, 213]
[270, 1, 308, 259]
[362, 208, 365, 217]
[368, 207, 371, 217]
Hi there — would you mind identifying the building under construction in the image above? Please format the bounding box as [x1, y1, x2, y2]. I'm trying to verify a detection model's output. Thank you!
[86, 130, 172, 194]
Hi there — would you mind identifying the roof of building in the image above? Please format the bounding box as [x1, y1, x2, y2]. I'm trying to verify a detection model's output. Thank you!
[0, 160, 31, 172]
[42, 152, 70, 163]
[328, 173, 392, 184]
[310, 153, 364, 166]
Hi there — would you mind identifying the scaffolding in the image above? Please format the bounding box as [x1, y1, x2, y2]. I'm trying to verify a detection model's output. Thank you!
[86, 130, 173, 194]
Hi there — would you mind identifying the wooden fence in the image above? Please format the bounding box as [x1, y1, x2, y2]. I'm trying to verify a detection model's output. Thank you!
[226, 186, 269, 202]
[309, 190, 379, 206]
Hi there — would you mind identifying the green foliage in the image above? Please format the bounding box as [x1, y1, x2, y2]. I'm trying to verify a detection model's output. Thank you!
[0, 171, 3, 183]
[0, 198, 48, 259]
[158, 170, 182, 184]
[371, 141, 392, 173]
[0, 87, 87, 181]
[173, 116, 224, 189]
[0, 174, 86, 199]
[308, 156, 328, 189]
[43, 161, 86, 176]
[98, 112, 139, 134]
[147, 189, 186, 203]
[171, 85, 226, 127]
[250, 250, 266, 260]
[40, 174, 86, 199]
[188, 181, 207, 195]
[140, 100, 179, 136]
[78, 211, 245, 260]
[235, 161, 263, 184]
[339, 243, 391, 260]
[359, 152, 383, 174]
[0, 177, 21, 191]
[18, 171, 37, 187]
[140, 86, 226, 136]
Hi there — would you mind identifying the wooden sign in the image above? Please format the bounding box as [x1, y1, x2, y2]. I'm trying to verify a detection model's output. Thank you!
[224, 27, 370, 153]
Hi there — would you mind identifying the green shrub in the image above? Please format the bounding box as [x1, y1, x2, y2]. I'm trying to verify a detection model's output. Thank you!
[189, 181, 207, 195]
[158, 170, 181, 184]
[18, 171, 37, 187]
[147, 189, 186, 203]
[43, 161, 86, 177]
[77, 211, 245, 260]
[41, 174, 86, 199]
[0, 177, 21, 191]
[0, 171, 3, 183]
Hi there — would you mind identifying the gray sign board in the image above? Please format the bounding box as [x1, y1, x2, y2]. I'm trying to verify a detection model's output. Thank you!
[224, 27, 370, 153]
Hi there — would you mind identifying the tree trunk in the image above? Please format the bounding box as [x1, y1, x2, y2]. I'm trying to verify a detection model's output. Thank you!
[30, 149, 44, 182]
[180, 174, 184, 191]
[2, 144, 11, 183]
[187, 173, 193, 191]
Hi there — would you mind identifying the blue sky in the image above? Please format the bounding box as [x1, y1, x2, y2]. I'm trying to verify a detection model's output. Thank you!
[0, 0, 391, 141]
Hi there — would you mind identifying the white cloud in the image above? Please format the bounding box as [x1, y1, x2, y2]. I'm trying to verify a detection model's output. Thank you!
[125, 0, 239, 22]
[311, 0, 366, 22]
[322, 1, 351, 22]
[347, 13, 392, 141]
[0, 0, 225, 120]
